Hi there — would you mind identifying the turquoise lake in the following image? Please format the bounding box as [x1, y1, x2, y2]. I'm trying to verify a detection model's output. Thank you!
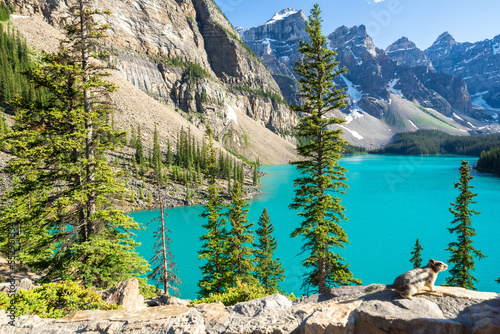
[131, 155, 500, 299]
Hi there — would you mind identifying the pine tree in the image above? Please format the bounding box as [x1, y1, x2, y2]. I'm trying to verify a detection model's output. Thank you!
[198, 127, 230, 297]
[226, 181, 256, 286]
[0, 0, 149, 288]
[166, 139, 174, 167]
[445, 160, 486, 290]
[135, 125, 144, 165]
[410, 239, 423, 268]
[254, 208, 285, 293]
[253, 160, 259, 186]
[148, 170, 180, 296]
[289, 4, 361, 294]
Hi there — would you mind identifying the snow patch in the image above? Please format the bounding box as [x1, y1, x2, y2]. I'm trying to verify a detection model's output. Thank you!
[388, 78, 403, 96]
[339, 125, 364, 140]
[280, 56, 290, 62]
[467, 121, 477, 129]
[344, 110, 365, 125]
[471, 92, 500, 111]
[227, 106, 238, 125]
[266, 8, 298, 25]
[10, 15, 30, 19]
[452, 112, 464, 121]
[408, 120, 418, 129]
[341, 75, 363, 104]
[493, 113, 499, 120]
[493, 42, 500, 55]
[260, 38, 276, 45]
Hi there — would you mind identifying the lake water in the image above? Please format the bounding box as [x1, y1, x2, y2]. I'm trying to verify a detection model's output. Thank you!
[131, 155, 500, 299]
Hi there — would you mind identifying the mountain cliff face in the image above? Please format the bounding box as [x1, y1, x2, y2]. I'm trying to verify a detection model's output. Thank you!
[238, 10, 500, 147]
[424, 32, 500, 109]
[7, 0, 298, 162]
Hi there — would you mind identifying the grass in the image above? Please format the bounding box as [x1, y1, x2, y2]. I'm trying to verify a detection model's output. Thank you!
[234, 85, 288, 105]
[413, 103, 456, 129]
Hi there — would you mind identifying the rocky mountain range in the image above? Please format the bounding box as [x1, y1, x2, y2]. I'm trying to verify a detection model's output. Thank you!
[6, 0, 298, 164]
[239, 8, 500, 148]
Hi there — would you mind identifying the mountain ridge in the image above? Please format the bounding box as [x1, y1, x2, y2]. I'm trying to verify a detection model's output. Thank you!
[237, 9, 500, 148]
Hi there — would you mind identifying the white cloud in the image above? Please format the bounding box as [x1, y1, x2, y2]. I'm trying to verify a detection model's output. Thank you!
[366, 0, 386, 3]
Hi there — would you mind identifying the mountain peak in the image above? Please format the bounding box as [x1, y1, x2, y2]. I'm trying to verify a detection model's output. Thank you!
[266, 8, 300, 25]
[433, 31, 457, 46]
[386, 36, 419, 53]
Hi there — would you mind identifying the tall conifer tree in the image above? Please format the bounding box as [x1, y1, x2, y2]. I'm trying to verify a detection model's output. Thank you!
[445, 160, 485, 290]
[148, 170, 180, 296]
[226, 181, 255, 286]
[198, 127, 229, 297]
[0, 0, 148, 288]
[254, 208, 285, 293]
[289, 4, 361, 294]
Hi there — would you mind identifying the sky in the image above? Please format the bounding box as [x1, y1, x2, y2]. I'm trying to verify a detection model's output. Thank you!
[213, 0, 500, 50]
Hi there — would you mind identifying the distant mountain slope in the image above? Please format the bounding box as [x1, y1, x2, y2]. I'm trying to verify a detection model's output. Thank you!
[237, 8, 500, 148]
[7, 0, 299, 164]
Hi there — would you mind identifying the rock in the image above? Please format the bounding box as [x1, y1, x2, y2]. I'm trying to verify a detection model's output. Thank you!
[106, 278, 145, 310]
[354, 290, 464, 333]
[231, 293, 292, 317]
[17, 278, 33, 292]
[303, 300, 361, 334]
[158, 295, 191, 307]
[194, 302, 229, 326]
[0, 287, 499, 333]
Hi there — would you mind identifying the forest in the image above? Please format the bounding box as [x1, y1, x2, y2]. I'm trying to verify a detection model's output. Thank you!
[477, 146, 500, 175]
[372, 130, 500, 156]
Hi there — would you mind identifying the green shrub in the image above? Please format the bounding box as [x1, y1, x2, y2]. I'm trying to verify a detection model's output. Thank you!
[0, 281, 120, 318]
[191, 278, 295, 306]
[191, 279, 268, 306]
[0, 291, 9, 309]
[138, 278, 160, 299]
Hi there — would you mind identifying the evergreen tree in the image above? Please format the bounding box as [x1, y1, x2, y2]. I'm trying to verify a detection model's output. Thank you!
[410, 239, 423, 268]
[148, 170, 180, 296]
[198, 127, 229, 297]
[445, 160, 486, 290]
[254, 208, 285, 293]
[226, 181, 255, 286]
[253, 160, 259, 186]
[166, 139, 174, 167]
[0, 0, 148, 288]
[289, 4, 361, 294]
[135, 125, 144, 165]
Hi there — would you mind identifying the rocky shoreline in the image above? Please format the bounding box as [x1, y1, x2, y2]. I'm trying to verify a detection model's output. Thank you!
[1, 281, 499, 333]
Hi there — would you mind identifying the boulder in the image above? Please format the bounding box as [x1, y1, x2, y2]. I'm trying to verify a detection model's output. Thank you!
[230, 293, 292, 317]
[106, 278, 145, 310]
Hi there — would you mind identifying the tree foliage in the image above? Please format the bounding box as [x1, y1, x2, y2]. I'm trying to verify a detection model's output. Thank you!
[0, 0, 148, 288]
[409, 239, 423, 268]
[289, 4, 361, 294]
[254, 208, 285, 293]
[198, 127, 230, 297]
[445, 160, 485, 290]
[477, 146, 500, 175]
[373, 130, 500, 156]
[225, 181, 255, 286]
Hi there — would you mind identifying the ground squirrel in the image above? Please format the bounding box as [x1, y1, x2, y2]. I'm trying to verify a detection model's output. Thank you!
[365, 259, 448, 298]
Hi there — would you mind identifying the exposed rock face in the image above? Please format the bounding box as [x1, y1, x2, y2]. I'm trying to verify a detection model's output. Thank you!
[425, 32, 500, 108]
[1, 286, 499, 333]
[7, 0, 298, 163]
[386, 36, 433, 69]
[106, 279, 145, 311]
